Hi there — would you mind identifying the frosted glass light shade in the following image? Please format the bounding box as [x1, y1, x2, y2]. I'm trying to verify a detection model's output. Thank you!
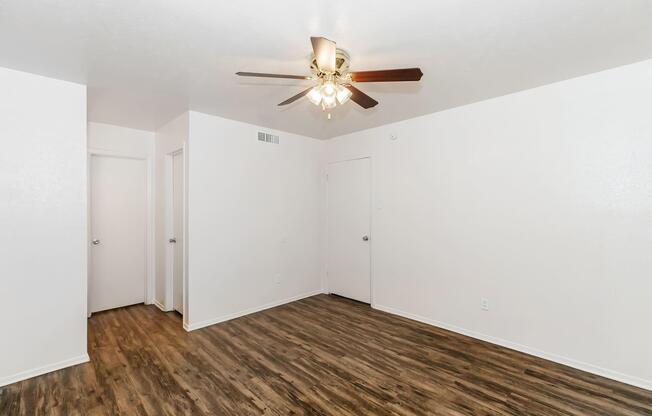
[336, 85, 352, 104]
[307, 87, 322, 105]
[322, 94, 336, 109]
[322, 81, 336, 97]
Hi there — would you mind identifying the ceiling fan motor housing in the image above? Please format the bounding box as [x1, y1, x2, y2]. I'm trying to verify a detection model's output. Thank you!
[311, 48, 351, 78]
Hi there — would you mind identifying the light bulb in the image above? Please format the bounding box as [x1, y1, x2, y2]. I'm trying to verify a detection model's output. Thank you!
[321, 81, 336, 97]
[307, 87, 322, 106]
[336, 85, 352, 105]
[322, 94, 336, 109]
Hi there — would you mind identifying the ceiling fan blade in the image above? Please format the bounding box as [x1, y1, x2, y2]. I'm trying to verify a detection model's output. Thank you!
[310, 37, 336, 73]
[350, 68, 423, 82]
[346, 85, 379, 109]
[236, 72, 311, 80]
[278, 87, 313, 106]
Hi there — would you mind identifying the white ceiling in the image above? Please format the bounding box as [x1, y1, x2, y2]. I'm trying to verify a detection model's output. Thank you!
[1, 1, 651, 139]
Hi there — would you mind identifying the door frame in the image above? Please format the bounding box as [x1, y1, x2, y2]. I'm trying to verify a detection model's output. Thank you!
[87, 148, 155, 316]
[325, 156, 374, 306]
[164, 146, 189, 327]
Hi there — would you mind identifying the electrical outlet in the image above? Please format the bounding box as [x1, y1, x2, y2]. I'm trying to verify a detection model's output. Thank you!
[274, 274, 281, 285]
[481, 298, 489, 311]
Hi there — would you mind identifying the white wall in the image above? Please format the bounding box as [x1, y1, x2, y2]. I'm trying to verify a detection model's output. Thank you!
[88, 122, 155, 305]
[88, 122, 154, 157]
[186, 112, 324, 330]
[2, 58, 647, 392]
[325, 59, 652, 389]
[154, 113, 188, 310]
[0, 67, 88, 386]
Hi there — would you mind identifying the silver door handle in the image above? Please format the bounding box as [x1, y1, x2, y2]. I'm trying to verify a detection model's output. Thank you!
[169, 238, 177, 243]
[91, 239, 100, 246]
[362, 235, 369, 241]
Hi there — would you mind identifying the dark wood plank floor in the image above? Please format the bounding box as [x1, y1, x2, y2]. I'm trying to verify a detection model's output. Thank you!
[1, 294, 651, 415]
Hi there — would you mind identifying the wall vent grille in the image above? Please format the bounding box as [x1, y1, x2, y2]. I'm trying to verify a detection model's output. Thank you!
[258, 131, 279, 144]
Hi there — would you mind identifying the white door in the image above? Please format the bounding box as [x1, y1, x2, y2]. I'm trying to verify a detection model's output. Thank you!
[90, 155, 147, 313]
[327, 158, 371, 303]
[172, 151, 184, 314]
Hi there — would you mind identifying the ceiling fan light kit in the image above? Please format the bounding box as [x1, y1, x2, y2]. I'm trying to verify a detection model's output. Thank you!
[236, 37, 423, 116]
[307, 76, 354, 109]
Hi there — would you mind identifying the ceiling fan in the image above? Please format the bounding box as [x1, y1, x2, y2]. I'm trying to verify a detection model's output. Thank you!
[236, 37, 423, 114]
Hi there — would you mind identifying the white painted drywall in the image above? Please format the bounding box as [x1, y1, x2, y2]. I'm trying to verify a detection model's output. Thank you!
[154, 113, 188, 310]
[325, 59, 652, 389]
[88, 122, 154, 157]
[185, 112, 324, 329]
[0, 67, 88, 386]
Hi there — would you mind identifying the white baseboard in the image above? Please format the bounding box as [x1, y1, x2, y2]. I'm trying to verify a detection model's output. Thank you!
[185, 289, 322, 332]
[373, 304, 652, 392]
[153, 299, 170, 312]
[0, 354, 90, 388]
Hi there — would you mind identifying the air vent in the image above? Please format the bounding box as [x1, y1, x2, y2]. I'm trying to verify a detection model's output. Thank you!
[258, 131, 279, 144]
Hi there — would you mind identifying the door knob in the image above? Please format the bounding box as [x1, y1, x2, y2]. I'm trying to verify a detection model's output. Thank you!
[362, 235, 369, 241]
[169, 238, 177, 243]
[91, 239, 100, 246]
